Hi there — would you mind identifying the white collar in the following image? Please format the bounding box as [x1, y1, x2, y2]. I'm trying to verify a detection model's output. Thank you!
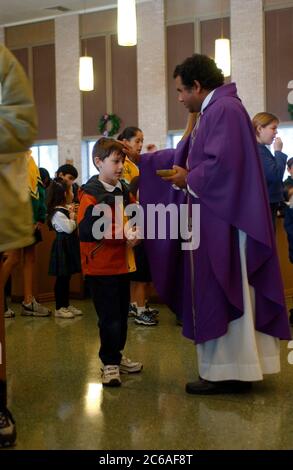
[99, 179, 122, 192]
[201, 89, 215, 113]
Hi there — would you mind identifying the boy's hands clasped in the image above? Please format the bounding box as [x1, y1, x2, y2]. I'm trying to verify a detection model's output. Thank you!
[126, 227, 141, 248]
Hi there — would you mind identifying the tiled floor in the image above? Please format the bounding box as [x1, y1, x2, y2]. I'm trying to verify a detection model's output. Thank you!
[2, 299, 293, 450]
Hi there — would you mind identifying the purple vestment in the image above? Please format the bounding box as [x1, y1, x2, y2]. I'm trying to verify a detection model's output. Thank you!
[139, 83, 291, 343]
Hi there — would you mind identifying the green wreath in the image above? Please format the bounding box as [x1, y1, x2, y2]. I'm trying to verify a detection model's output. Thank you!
[98, 113, 121, 137]
[288, 104, 293, 120]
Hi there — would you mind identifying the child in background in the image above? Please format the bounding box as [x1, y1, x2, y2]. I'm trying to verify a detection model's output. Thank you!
[56, 164, 79, 204]
[252, 112, 288, 231]
[118, 127, 141, 184]
[20, 152, 51, 317]
[284, 158, 293, 200]
[39, 167, 51, 189]
[118, 127, 158, 326]
[78, 137, 142, 386]
[2, 147, 51, 320]
[47, 178, 82, 318]
[283, 183, 293, 326]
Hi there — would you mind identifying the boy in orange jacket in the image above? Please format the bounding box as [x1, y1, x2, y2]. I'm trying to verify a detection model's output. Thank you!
[78, 138, 142, 386]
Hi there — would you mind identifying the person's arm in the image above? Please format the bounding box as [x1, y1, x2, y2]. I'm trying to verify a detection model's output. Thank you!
[0, 44, 37, 153]
[259, 145, 287, 184]
[37, 183, 46, 224]
[273, 150, 288, 179]
[78, 193, 125, 245]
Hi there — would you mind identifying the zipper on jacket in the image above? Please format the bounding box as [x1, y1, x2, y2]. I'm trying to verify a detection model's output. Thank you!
[85, 240, 104, 264]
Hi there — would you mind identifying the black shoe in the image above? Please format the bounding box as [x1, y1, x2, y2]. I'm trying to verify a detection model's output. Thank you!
[289, 309, 293, 326]
[145, 302, 159, 316]
[134, 311, 158, 326]
[0, 408, 16, 447]
[146, 307, 159, 318]
[185, 378, 252, 395]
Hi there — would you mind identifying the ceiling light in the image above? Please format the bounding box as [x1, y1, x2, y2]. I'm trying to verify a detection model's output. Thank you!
[117, 0, 137, 46]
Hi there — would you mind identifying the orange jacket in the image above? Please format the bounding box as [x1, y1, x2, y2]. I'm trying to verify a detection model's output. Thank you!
[78, 176, 136, 276]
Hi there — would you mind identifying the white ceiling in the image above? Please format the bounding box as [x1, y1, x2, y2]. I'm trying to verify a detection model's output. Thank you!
[0, 0, 118, 26]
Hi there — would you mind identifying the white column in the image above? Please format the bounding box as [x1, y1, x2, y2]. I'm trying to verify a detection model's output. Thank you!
[230, 0, 265, 117]
[137, 0, 167, 149]
[55, 15, 82, 179]
[0, 27, 5, 44]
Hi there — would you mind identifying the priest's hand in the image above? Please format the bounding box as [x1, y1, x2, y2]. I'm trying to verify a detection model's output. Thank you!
[162, 165, 188, 188]
[118, 140, 140, 164]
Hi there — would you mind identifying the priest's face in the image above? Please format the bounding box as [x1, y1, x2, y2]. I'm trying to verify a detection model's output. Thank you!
[175, 76, 202, 113]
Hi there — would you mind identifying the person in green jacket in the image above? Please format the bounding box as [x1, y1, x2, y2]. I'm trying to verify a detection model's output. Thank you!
[0, 43, 37, 447]
[2, 152, 51, 318]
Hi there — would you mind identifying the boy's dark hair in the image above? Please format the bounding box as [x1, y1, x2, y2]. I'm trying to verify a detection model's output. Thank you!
[46, 177, 68, 227]
[56, 164, 78, 179]
[287, 158, 293, 169]
[92, 137, 124, 168]
[117, 127, 142, 141]
[173, 53, 224, 91]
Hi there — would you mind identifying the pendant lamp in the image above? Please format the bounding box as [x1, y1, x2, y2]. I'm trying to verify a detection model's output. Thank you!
[79, 0, 94, 91]
[117, 0, 137, 46]
[79, 56, 94, 91]
[215, 38, 231, 78]
[215, 1, 231, 78]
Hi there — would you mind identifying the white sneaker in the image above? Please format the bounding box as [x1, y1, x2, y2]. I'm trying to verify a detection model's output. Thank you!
[54, 307, 74, 319]
[101, 365, 121, 386]
[120, 356, 143, 374]
[67, 305, 83, 316]
[4, 308, 15, 319]
[21, 297, 51, 317]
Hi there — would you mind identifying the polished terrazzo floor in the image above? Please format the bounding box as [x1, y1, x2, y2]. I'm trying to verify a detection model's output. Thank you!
[2, 299, 293, 450]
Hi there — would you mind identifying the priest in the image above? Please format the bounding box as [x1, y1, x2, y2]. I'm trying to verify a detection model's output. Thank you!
[129, 53, 291, 394]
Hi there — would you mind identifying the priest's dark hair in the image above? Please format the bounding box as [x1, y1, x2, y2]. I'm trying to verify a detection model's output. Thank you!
[173, 53, 224, 91]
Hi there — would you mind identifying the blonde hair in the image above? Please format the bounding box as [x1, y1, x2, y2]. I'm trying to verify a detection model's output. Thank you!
[252, 112, 279, 136]
[181, 112, 198, 140]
